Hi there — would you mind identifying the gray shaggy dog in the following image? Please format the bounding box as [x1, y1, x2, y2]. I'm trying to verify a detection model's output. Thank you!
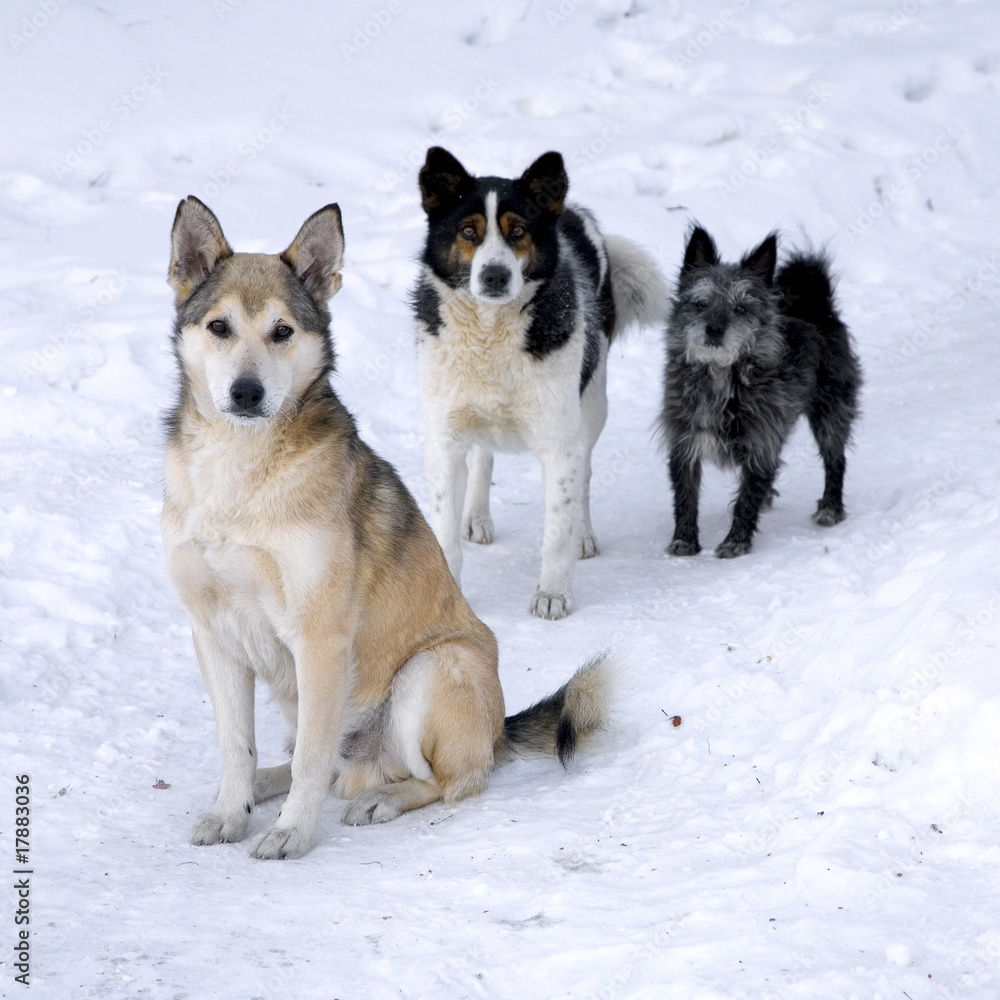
[660, 226, 862, 558]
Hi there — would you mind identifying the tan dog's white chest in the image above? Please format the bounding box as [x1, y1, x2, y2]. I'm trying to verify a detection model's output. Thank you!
[163, 427, 335, 652]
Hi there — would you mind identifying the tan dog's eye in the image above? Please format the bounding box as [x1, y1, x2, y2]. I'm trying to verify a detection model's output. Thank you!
[208, 319, 229, 337]
[273, 324, 294, 341]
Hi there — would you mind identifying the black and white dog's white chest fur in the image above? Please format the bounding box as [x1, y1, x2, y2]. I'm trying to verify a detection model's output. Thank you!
[414, 147, 666, 619]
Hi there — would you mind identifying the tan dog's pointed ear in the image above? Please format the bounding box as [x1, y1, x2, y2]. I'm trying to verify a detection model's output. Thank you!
[281, 204, 345, 302]
[168, 196, 233, 305]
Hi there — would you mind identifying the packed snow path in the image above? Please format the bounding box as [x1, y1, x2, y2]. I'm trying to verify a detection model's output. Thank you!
[1, 1, 998, 997]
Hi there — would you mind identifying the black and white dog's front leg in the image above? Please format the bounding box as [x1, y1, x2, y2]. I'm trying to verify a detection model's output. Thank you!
[578, 358, 609, 560]
[716, 462, 778, 558]
[530, 441, 582, 620]
[462, 445, 495, 544]
[424, 431, 470, 585]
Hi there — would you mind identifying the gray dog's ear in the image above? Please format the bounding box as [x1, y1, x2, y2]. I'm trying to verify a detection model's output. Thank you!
[168, 196, 233, 304]
[281, 204, 345, 302]
[682, 226, 719, 272]
[742, 233, 778, 286]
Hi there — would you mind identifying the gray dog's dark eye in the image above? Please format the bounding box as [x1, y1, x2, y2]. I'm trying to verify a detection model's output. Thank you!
[208, 319, 229, 337]
[273, 324, 294, 341]
[733, 303, 748, 316]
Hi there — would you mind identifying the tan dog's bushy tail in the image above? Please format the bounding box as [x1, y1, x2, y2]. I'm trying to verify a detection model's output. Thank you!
[495, 651, 616, 767]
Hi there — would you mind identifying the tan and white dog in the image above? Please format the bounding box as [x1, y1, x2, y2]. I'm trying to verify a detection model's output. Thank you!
[162, 197, 613, 859]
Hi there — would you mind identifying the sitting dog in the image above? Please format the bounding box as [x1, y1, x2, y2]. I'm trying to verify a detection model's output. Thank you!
[413, 147, 667, 619]
[660, 226, 861, 558]
[162, 196, 613, 858]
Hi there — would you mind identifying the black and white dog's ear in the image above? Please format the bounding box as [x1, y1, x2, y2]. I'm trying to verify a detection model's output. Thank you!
[168, 196, 233, 304]
[742, 233, 778, 286]
[682, 226, 719, 273]
[419, 147, 474, 220]
[516, 151, 568, 217]
[281, 204, 345, 302]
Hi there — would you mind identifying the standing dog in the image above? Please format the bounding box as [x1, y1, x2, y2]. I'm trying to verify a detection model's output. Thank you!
[162, 197, 613, 859]
[414, 147, 667, 619]
[661, 226, 861, 558]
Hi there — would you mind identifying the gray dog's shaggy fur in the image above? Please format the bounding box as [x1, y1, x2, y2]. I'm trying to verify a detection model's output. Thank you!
[660, 226, 862, 558]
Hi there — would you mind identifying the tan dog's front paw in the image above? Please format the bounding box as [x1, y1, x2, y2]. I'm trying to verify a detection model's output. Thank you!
[190, 810, 249, 846]
[249, 825, 311, 859]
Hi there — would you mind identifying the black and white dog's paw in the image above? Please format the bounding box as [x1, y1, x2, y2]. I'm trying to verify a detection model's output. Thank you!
[529, 589, 574, 620]
[463, 512, 495, 544]
[578, 529, 599, 559]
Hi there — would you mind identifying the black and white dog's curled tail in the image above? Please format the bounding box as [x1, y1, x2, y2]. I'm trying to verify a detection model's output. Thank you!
[775, 253, 844, 335]
[604, 235, 671, 339]
[494, 650, 617, 768]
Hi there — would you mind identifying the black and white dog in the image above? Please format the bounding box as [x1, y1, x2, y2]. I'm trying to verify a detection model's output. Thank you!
[661, 226, 862, 558]
[414, 147, 667, 619]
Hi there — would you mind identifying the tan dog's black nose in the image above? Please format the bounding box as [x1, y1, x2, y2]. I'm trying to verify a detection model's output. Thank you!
[230, 377, 264, 411]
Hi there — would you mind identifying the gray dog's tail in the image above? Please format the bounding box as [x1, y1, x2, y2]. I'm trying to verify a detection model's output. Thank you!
[605, 235, 670, 339]
[776, 253, 844, 335]
[494, 651, 616, 767]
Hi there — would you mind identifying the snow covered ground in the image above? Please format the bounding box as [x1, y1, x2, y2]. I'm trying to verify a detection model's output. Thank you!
[2, 0, 999, 996]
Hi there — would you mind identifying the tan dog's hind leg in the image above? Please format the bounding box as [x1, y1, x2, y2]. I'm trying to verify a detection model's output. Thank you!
[342, 775, 446, 826]
[342, 641, 501, 826]
[253, 764, 292, 803]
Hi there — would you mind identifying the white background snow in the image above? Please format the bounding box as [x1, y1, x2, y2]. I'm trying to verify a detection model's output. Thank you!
[1, 0, 999, 997]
